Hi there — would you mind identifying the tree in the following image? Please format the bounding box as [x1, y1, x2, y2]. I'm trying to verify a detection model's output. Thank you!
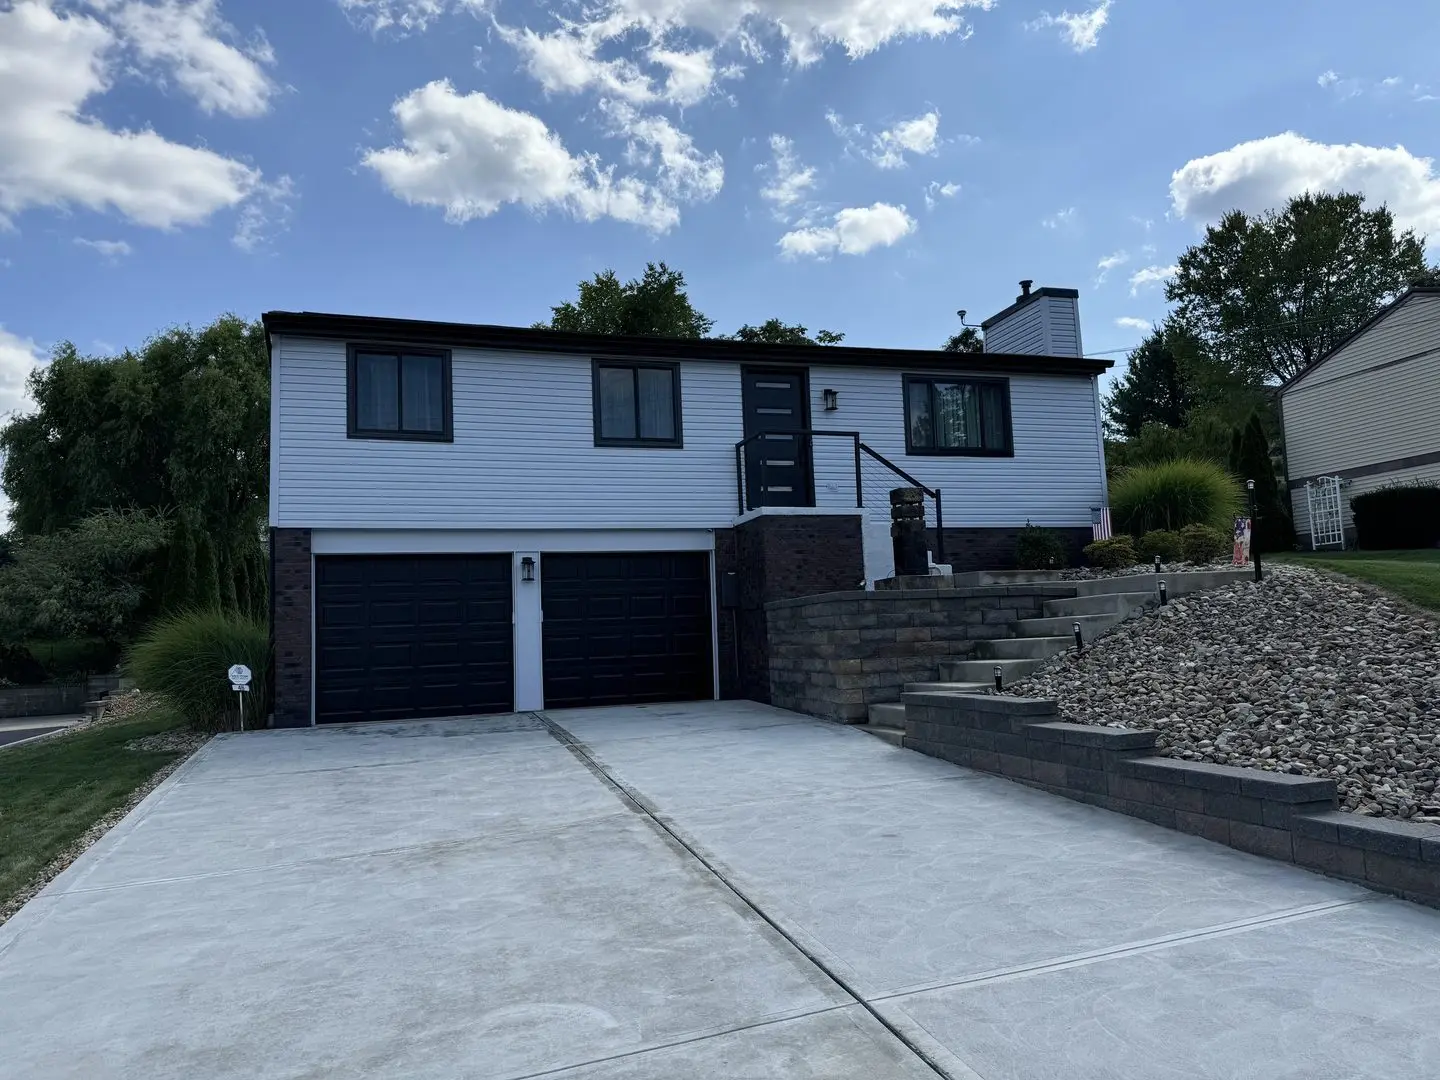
[1229, 411, 1294, 552]
[1167, 191, 1432, 384]
[161, 512, 197, 613]
[193, 531, 221, 612]
[537, 263, 714, 338]
[0, 315, 268, 621]
[1104, 319, 1203, 438]
[722, 319, 844, 345]
[0, 510, 170, 645]
[942, 327, 984, 353]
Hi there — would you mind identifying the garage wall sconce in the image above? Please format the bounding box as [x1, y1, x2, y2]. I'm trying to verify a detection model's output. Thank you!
[520, 556, 536, 583]
[822, 388, 839, 411]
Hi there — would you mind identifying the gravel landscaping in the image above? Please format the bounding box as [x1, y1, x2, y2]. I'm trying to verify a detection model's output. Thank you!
[1010, 564, 1440, 820]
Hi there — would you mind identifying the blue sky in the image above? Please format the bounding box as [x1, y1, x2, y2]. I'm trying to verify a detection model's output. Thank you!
[3, 0, 1440, 425]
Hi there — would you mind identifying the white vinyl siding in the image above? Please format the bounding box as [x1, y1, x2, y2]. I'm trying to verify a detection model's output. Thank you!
[1290, 460, 1440, 539]
[273, 337, 1105, 531]
[984, 296, 1083, 358]
[809, 367, 1104, 528]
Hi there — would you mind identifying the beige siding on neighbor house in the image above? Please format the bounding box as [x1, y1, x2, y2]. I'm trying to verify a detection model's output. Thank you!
[1282, 293, 1440, 538]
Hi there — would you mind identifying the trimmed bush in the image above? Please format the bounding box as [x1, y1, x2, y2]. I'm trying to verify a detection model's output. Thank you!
[126, 610, 270, 732]
[1110, 457, 1244, 535]
[1179, 524, 1229, 564]
[1084, 536, 1138, 570]
[1350, 484, 1440, 550]
[1137, 529, 1184, 563]
[1015, 522, 1069, 570]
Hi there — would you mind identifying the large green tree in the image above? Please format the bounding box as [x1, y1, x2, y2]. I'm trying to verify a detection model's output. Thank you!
[0, 315, 269, 618]
[537, 262, 714, 338]
[1104, 318, 1204, 438]
[942, 327, 984, 353]
[1167, 191, 1431, 384]
[721, 319, 845, 345]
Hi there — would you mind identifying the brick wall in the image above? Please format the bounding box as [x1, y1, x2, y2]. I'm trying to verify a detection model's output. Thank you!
[729, 513, 865, 704]
[931, 526, 1093, 572]
[905, 692, 1440, 909]
[270, 528, 312, 728]
[766, 585, 1073, 722]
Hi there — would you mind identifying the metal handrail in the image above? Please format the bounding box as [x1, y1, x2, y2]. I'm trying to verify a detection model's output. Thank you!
[735, 430, 862, 514]
[858, 443, 946, 566]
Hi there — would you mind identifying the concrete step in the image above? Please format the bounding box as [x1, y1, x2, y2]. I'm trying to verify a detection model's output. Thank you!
[1042, 591, 1154, 618]
[858, 725, 905, 747]
[975, 635, 1073, 661]
[867, 702, 908, 727]
[1015, 612, 1127, 638]
[938, 658, 1045, 687]
[902, 681, 994, 695]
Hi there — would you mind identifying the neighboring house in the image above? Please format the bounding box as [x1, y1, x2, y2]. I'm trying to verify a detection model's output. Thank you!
[1282, 285, 1440, 548]
[262, 282, 1110, 727]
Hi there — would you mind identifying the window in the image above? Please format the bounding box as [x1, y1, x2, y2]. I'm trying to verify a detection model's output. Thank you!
[347, 347, 451, 441]
[903, 375, 1013, 456]
[593, 360, 683, 447]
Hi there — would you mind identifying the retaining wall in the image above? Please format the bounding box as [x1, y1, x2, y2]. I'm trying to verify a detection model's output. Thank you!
[903, 692, 1440, 909]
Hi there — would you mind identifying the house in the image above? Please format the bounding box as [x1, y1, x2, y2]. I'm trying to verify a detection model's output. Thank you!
[1281, 285, 1440, 548]
[262, 282, 1111, 727]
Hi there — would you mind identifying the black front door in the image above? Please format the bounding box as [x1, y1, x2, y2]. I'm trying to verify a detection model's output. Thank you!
[742, 367, 812, 508]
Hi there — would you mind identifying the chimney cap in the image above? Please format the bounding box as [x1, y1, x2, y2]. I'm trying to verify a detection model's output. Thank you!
[1019, 279, 1034, 297]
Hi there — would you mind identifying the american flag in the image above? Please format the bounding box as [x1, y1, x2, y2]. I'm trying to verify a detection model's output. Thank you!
[1091, 507, 1113, 541]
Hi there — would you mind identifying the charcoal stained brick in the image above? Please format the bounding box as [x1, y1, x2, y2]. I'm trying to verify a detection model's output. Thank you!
[991, 732, 1030, 757]
[1059, 725, 1159, 751]
[1107, 774, 1154, 804]
[1065, 766, 1108, 795]
[1228, 822, 1294, 862]
[271, 527, 313, 728]
[1293, 836, 1367, 880]
[983, 608, 1020, 625]
[1023, 722, 1071, 744]
[1363, 851, 1439, 897]
[1262, 799, 1336, 831]
[1175, 812, 1231, 845]
[1174, 761, 1249, 793]
[1120, 757, 1197, 785]
[1148, 782, 1206, 814]
[1238, 773, 1337, 804]
[1202, 791, 1267, 826]
[970, 750, 1001, 772]
[1058, 744, 1109, 773]
[1029, 759, 1068, 787]
[1422, 837, 1440, 865]
[1334, 817, 1437, 859]
[1291, 811, 1345, 842]
[895, 627, 932, 643]
[1113, 799, 1177, 830]
[996, 754, 1033, 780]
[1024, 739, 1071, 765]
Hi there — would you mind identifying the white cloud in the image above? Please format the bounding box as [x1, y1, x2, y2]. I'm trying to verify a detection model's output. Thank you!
[100, 0, 279, 117]
[924, 179, 960, 210]
[779, 201, 916, 259]
[74, 237, 133, 258]
[648, 46, 724, 106]
[336, 0, 457, 34]
[1094, 249, 1129, 284]
[603, 102, 724, 204]
[758, 135, 816, 216]
[1115, 316, 1151, 332]
[496, 23, 658, 105]
[233, 175, 296, 252]
[0, 1, 266, 230]
[828, 108, 958, 169]
[362, 80, 683, 232]
[1169, 132, 1440, 238]
[0, 326, 46, 530]
[1317, 69, 1432, 103]
[1042, 206, 1078, 229]
[1129, 264, 1177, 296]
[1028, 0, 1111, 52]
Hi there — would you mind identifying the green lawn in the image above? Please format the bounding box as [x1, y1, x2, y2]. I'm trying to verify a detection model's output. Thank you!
[0, 708, 188, 910]
[1273, 549, 1440, 612]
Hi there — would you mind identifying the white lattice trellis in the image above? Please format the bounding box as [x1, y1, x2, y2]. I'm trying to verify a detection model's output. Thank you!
[1306, 476, 1345, 549]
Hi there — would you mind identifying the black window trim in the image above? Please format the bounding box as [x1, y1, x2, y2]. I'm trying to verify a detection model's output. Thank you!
[902, 373, 1015, 458]
[346, 343, 453, 442]
[591, 358, 685, 449]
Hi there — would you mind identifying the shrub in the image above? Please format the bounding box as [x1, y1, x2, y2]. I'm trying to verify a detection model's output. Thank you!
[0, 642, 47, 686]
[1350, 484, 1440, 550]
[1137, 529, 1184, 563]
[1179, 524, 1230, 564]
[1015, 522, 1069, 570]
[1084, 536, 1138, 570]
[1110, 458, 1243, 535]
[126, 610, 270, 732]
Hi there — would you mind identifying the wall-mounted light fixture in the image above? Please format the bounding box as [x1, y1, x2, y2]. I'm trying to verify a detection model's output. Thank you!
[822, 388, 839, 411]
[520, 556, 536, 583]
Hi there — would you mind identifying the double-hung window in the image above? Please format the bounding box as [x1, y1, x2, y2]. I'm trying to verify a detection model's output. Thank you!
[347, 347, 452, 441]
[903, 375, 1013, 456]
[592, 360, 683, 447]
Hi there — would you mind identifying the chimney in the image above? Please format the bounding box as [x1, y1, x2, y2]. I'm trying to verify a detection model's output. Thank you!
[981, 283, 1084, 357]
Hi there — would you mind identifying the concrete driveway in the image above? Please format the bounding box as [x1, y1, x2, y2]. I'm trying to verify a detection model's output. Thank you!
[3, 702, 1439, 1079]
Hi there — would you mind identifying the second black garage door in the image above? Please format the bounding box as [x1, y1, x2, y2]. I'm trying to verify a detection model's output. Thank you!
[542, 552, 713, 709]
[315, 555, 513, 724]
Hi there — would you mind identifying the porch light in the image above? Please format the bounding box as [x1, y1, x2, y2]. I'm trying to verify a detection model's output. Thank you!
[822, 388, 839, 411]
[521, 556, 536, 583]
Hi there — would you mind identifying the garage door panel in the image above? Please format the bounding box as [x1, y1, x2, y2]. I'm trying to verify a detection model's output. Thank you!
[315, 555, 514, 724]
[542, 552, 713, 710]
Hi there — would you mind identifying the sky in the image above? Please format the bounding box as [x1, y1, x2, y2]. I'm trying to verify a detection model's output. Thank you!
[3, 0, 1440, 445]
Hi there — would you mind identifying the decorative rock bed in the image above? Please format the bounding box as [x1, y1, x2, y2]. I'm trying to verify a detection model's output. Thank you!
[1010, 565, 1440, 821]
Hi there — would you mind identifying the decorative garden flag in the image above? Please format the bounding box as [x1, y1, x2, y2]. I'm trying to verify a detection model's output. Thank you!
[1233, 517, 1253, 565]
[1091, 507, 1112, 541]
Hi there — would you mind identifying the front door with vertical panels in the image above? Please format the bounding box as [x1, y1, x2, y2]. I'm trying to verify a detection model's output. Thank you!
[742, 367, 812, 508]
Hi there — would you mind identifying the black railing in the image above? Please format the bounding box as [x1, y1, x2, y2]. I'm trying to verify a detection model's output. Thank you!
[733, 433, 946, 566]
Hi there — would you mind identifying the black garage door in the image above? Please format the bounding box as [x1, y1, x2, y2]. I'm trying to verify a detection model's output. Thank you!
[315, 555, 513, 724]
[542, 552, 713, 709]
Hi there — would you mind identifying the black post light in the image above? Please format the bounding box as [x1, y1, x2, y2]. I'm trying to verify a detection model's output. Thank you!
[1154, 555, 1162, 573]
[993, 665, 1003, 692]
[1073, 622, 1084, 654]
[1158, 580, 1168, 605]
[1246, 479, 1263, 582]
